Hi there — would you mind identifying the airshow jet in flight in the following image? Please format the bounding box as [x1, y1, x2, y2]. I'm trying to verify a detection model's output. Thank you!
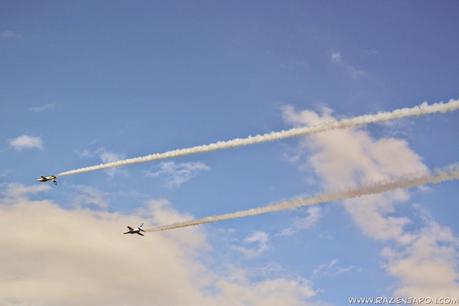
[36, 175, 57, 185]
[123, 224, 146, 236]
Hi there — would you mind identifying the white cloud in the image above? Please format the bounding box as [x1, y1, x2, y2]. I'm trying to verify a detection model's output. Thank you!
[76, 148, 93, 158]
[145, 161, 210, 189]
[295, 207, 321, 230]
[78, 147, 126, 176]
[9, 135, 44, 151]
[283, 105, 459, 297]
[311, 258, 358, 279]
[278, 227, 296, 237]
[278, 207, 321, 236]
[1, 184, 50, 201]
[0, 185, 320, 306]
[233, 231, 270, 258]
[383, 215, 459, 297]
[282, 105, 426, 242]
[138, 198, 210, 251]
[330, 52, 342, 63]
[0, 30, 18, 40]
[214, 269, 317, 306]
[97, 148, 123, 163]
[72, 185, 109, 209]
[29, 103, 56, 112]
[329, 51, 366, 78]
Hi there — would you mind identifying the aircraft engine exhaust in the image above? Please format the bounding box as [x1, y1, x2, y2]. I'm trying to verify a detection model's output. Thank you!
[57, 99, 459, 177]
[145, 164, 459, 232]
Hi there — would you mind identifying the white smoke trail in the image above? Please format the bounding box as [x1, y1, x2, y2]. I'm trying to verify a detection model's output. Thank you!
[145, 165, 459, 232]
[58, 99, 459, 177]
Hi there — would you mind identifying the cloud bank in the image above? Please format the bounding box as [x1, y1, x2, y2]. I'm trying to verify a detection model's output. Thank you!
[0, 185, 320, 306]
[283, 105, 459, 298]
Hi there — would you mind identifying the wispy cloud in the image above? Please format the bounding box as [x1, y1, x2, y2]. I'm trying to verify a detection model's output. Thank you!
[9, 135, 44, 151]
[311, 258, 359, 279]
[330, 51, 366, 78]
[29, 103, 56, 112]
[97, 148, 124, 164]
[279, 59, 309, 71]
[295, 207, 321, 229]
[77, 147, 126, 176]
[76, 149, 93, 158]
[330, 52, 342, 63]
[72, 185, 109, 209]
[233, 231, 270, 258]
[98, 148, 126, 176]
[145, 161, 209, 189]
[0, 30, 18, 40]
[1, 183, 50, 200]
[278, 207, 321, 236]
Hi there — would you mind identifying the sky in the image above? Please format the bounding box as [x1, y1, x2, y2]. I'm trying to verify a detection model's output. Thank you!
[1, 1, 459, 305]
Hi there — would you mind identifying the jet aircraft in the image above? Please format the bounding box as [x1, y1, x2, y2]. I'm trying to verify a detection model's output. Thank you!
[124, 224, 146, 236]
[36, 175, 57, 185]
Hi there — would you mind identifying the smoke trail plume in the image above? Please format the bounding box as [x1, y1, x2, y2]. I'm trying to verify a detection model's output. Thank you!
[58, 99, 459, 177]
[145, 165, 459, 232]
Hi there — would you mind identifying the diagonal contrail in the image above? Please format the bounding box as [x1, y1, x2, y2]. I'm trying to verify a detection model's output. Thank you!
[57, 99, 459, 177]
[145, 164, 459, 232]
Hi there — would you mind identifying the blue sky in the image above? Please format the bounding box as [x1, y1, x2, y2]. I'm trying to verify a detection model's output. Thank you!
[1, 1, 459, 305]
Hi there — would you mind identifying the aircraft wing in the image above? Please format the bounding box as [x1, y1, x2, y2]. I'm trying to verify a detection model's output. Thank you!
[127, 226, 134, 231]
[137, 232, 144, 236]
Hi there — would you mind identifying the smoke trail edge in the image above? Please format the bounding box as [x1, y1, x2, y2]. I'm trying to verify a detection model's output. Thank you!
[145, 164, 459, 232]
[57, 99, 459, 177]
